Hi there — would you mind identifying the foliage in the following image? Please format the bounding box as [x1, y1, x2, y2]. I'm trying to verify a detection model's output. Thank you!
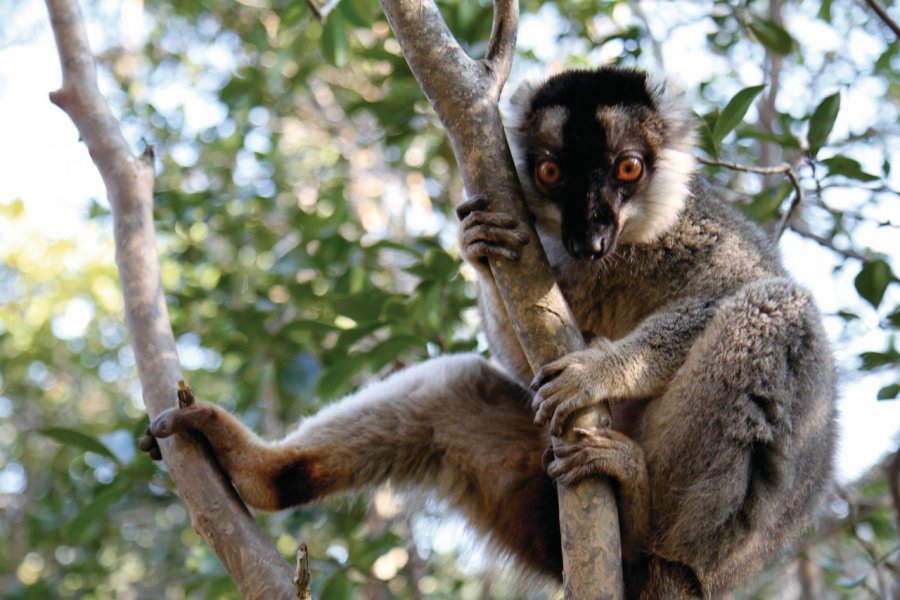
[1, 0, 898, 598]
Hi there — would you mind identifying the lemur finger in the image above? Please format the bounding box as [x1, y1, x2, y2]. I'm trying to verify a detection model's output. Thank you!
[553, 428, 611, 457]
[455, 194, 490, 220]
[532, 389, 563, 427]
[550, 394, 599, 437]
[459, 210, 520, 231]
[463, 241, 521, 264]
[530, 361, 566, 391]
[138, 428, 157, 450]
[549, 446, 632, 486]
[460, 222, 530, 251]
[541, 446, 555, 473]
[574, 427, 632, 445]
[138, 427, 163, 460]
[547, 452, 600, 486]
[530, 372, 571, 419]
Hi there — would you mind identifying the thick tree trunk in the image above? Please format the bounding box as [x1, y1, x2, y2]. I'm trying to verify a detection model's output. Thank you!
[378, 0, 624, 596]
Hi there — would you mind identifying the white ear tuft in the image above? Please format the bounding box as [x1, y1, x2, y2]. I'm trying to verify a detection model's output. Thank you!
[620, 73, 697, 244]
[504, 73, 545, 128]
[647, 73, 696, 152]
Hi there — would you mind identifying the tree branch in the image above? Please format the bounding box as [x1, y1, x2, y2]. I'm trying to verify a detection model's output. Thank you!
[697, 156, 803, 237]
[861, 0, 900, 38]
[44, 1, 296, 598]
[378, 0, 623, 596]
[790, 221, 900, 283]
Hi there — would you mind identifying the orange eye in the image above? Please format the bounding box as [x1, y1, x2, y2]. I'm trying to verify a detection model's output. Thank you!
[535, 158, 563, 187]
[615, 156, 644, 182]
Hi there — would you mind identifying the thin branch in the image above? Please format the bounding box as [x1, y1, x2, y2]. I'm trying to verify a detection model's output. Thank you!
[305, 0, 341, 22]
[44, 1, 296, 597]
[294, 543, 313, 600]
[861, 0, 900, 38]
[789, 222, 900, 283]
[697, 156, 803, 237]
[378, 0, 623, 597]
[755, 0, 786, 190]
[484, 0, 518, 83]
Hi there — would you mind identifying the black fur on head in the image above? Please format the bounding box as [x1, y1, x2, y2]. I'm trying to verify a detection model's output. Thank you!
[507, 66, 696, 261]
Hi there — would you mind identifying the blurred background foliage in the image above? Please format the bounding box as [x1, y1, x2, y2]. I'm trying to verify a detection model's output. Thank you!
[1, 0, 898, 598]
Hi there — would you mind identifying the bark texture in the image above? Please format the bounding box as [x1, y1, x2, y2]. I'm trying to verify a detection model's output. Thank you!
[44, 1, 297, 597]
[378, 0, 623, 596]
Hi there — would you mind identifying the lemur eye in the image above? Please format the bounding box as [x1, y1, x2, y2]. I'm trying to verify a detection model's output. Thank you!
[535, 158, 563, 187]
[615, 156, 644, 182]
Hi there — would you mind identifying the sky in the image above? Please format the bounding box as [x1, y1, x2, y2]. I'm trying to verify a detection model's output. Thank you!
[1, 0, 899, 484]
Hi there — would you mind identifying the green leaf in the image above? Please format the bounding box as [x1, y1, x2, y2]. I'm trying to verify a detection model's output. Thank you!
[749, 17, 795, 55]
[818, 0, 834, 22]
[39, 427, 118, 462]
[339, 0, 374, 28]
[860, 347, 900, 371]
[875, 41, 898, 74]
[696, 110, 719, 158]
[713, 84, 766, 144]
[744, 182, 791, 223]
[321, 14, 349, 67]
[67, 480, 129, 541]
[820, 155, 879, 182]
[887, 307, 900, 329]
[808, 92, 841, 156]
[422, 248, 459, 280]
[367, 335, 423, 373]
[854, 259, 893, 309]
[836, 310, 859, 321]
[877, 383, 900, 400]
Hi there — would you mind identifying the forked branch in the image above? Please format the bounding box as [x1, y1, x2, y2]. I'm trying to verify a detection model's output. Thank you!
[378, 0, 624, 596]
[698, 156, 803, 237]
[44, 0, 296, 597]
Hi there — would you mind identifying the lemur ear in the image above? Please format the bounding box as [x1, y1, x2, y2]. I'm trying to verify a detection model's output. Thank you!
[646, 73, 696, 149]
[505, 73, 545, 127]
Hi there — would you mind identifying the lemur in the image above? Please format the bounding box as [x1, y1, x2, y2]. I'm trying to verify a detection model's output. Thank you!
[141, 67, 837, 598]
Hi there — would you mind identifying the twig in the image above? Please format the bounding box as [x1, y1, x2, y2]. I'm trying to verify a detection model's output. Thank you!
[305, 0, 341, 22]
[697, 156, 803, 237]
[789, 222, 900, 283]
[294, 543, 313, 600]
[862, 0, 900, 38]
[44, 0, 296, 597]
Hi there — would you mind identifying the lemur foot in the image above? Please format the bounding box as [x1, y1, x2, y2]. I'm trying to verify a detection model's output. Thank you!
[546, 427, 646, 488]
[547, 427, 651, 563]
[456, 194, 530, 271]
[138, 404, 218, 460]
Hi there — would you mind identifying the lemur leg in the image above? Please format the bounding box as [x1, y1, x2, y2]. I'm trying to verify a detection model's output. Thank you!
[640, 279, 835, 596]
[143, 355, 563, 576]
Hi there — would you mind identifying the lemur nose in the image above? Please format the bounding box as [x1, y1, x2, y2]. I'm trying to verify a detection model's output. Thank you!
[589, 235, 606, 259]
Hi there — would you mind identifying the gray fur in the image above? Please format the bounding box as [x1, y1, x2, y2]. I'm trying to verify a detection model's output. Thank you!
[143, 67, 837, 599]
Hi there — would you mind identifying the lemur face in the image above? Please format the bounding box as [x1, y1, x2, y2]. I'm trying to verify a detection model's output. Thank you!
[508, 67, 696, 260]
